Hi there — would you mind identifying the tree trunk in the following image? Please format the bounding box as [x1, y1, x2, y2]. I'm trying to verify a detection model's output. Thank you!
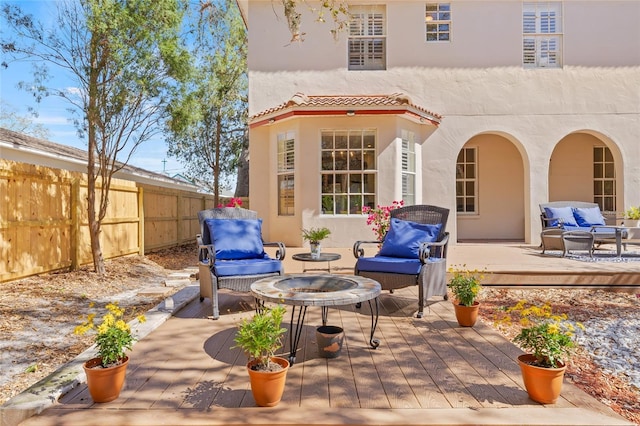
[213, 110, 222, 206]
[87, 30, 105, 275]
[235, 144, 249, 198]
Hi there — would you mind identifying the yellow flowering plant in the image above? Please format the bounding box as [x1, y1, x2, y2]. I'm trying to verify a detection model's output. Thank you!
[447, 266, 483, 306]
[497, 300, 584, 368]
[75, 302, 146, 368]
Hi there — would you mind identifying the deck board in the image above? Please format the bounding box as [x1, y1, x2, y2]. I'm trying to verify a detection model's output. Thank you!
[27, 286, 631, 426]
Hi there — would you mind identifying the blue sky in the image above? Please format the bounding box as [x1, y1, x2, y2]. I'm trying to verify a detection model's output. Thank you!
[0, 0, 185, 176]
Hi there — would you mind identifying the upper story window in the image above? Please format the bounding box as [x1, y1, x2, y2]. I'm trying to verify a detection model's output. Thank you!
[321, 130, 376, 215]
[401, 130, 416, 206]
[348, 5, 386, 71]
[523, 2, 563, 68]
[456, 147, 477, 214]
[277, 132, 295, 216]
[425, 3, 451, 42]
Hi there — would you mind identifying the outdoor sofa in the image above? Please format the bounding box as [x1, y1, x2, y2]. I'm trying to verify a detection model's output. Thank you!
[539, 201, 623, 256]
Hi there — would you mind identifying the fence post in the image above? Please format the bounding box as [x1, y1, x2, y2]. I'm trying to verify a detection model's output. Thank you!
[70, 179, 81, 270]
[138, 186, 145, 255]
[177, 192, 183, 245]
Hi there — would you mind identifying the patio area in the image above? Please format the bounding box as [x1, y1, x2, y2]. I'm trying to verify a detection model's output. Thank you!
[7, 243, 640, 426]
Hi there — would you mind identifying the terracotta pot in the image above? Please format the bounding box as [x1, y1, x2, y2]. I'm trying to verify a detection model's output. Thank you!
[83, 356, 129, 403]
[517, 354, 566, 404]
[453, 301, 479, 327]
[247, 356, 289, 407]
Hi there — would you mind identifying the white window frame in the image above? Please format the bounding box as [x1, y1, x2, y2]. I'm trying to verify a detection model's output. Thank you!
[456, 147, 477, 214]
[523, 2, 563, 68]
[277, 131, 295, 216]
[425, 3, 451, 42]
[593, 146, 615, 213]
[321, 129, 377, 215]
[401, 130, 416, 206]
[348, 5, 386, 71]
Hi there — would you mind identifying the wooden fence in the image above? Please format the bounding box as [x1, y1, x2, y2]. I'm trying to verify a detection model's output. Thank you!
[0, 159, 239, 283]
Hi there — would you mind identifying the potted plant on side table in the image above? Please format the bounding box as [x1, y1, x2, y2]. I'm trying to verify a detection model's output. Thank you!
[302, 227, 331, 259]
[233, 305, 289, 407]
[497, 300, 584, 404]
[448, 266, 483, 327]
[74, 302, 146, 402]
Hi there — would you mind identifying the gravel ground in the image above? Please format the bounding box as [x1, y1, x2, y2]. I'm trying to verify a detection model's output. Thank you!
[1, 246, 638, 424]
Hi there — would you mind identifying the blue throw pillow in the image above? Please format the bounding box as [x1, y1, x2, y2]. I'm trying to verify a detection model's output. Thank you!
[205, 218, 265, 260]
[378, 218, 442, 259]
[573, 207, 605, 227]
[543, 206, 578, 227]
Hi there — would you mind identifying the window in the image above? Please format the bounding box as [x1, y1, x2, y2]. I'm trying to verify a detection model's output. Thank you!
[456, 147, 477, 213]
[593, 146, 615, 212]
[401, 130, 416, 206]
[523, 2, 562, 68]
[321, 130, 376, 215]
[425, 3, 451, 42]
[277, 132, 295, 215]
[348, 5, 386, 70]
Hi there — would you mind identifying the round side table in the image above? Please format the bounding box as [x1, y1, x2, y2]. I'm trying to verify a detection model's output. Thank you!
[291, 252, 341, 273]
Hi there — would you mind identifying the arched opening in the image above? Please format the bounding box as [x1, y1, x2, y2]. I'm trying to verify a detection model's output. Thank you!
[456, 133, 526, 242]
[548, 132, 623, 215]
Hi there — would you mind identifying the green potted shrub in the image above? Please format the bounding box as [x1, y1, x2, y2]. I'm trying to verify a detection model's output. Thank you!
[447, 266, 483, 327]
[233, 305, 289, 407]
[624, 206, 640, 226]
[301, 227, 331, 259]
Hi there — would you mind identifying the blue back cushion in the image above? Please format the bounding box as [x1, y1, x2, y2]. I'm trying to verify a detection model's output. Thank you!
[378, 218, 442, 259]
[204, 218, 265, 260]
[573, 207, 605, 227]
[543, 206, 578, 227]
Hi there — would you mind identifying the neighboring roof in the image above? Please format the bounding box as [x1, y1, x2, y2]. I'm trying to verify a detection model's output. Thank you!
[0, 127, 198, 191]
[249, 93, 443, 128]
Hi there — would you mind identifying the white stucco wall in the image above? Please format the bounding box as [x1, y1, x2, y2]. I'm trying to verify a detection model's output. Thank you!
[244, 0, 640, 246]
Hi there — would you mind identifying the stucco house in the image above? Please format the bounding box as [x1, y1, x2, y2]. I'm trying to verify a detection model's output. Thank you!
[237, 0, 640, 248]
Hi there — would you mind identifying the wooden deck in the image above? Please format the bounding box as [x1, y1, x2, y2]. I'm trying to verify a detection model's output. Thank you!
[21, 285, 631, 426]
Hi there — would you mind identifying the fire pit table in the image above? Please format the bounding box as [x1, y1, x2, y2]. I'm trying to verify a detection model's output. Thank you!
[250, 274, 381, 365]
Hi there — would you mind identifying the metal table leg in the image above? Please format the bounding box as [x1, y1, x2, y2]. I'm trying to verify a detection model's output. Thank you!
[287, 306, 307, 366]
[368, 297, 380, 348]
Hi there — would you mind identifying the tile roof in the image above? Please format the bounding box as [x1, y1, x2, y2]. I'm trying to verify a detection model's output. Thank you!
[0, 127, 194, 188]
[249, 93, 442, 126]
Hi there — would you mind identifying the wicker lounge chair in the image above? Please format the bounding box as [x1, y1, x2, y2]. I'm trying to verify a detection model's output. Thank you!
[197, 207, 285, 319]
[353, 205, 449, 318]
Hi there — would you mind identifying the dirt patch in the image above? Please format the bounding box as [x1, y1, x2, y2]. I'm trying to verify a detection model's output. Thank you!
[478, 288, 640, 424]
[1, 249, 638, 424]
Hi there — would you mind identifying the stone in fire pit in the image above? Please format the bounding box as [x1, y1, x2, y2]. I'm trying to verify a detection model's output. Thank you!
[251, 274, 381, 307]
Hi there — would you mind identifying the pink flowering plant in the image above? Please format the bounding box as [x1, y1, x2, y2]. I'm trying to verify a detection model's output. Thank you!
[361, 200, 404, 241]
[218, 197, 243, 208]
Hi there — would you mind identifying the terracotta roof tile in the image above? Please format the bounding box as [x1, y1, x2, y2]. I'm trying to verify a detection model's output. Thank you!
[250, 93, 442, 123]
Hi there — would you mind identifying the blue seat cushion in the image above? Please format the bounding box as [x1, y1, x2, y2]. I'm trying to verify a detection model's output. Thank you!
[356, 256, 422, 275]
[205, 218, 265, 260]
[573, 207, 606, 227]
[543, 206, 578, 227]
[378, 218, 442, 259]
[214, 255, 282, 277]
